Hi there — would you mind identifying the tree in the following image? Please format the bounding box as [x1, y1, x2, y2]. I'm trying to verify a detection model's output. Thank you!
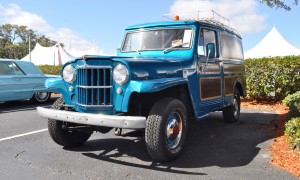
[0, 24, 57, 59]
[261, 0, 298, 11]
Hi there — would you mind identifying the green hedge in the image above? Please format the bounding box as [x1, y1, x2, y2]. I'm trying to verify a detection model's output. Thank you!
[245, 56, 300, 100]
[285, 118, 300, 151]
[283, 91, 300, 118]
[38, 65, 62, 75]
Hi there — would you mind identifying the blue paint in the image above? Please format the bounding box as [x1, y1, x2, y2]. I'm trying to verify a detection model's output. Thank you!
[0, 59, 57, 102]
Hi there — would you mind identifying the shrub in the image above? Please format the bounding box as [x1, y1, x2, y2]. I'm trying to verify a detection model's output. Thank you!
[283, 91, 300, 118]
[38, 65, 62, 75]
[285, 118, 300, 151]
[245, 56, 300, 100]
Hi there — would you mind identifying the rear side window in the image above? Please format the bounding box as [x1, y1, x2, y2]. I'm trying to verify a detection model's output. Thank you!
[220, 32, 244, 60]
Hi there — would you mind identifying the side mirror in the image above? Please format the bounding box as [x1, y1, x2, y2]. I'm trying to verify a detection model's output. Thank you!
[206, 43, 215, 58]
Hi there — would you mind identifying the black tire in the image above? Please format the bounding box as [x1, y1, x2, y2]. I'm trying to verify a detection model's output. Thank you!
[32, 92, 51, 103]
[145, 98, 188, 162]
[48, 97, 92, 147]
[223, 88, 241, 123]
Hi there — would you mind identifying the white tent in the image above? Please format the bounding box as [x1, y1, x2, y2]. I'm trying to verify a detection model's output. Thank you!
[22, 43, 75, 65]
[245, 27, 300, 59]
[66, 45, 102, 58]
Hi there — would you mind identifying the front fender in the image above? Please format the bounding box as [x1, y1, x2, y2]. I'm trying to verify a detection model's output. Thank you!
[121, 78, 188, 112]
[45, 78, 72, 104]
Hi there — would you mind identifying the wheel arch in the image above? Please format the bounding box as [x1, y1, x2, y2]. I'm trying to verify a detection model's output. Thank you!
[127, 84, 196, 119]
[234, 80, 245, 97]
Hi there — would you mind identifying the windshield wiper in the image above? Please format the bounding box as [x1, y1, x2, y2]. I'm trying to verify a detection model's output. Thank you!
[162, 42, 189, 54]
[136, 49, 144, 54]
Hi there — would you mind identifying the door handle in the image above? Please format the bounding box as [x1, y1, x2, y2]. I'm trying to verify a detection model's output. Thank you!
[198, 63, 207, 72]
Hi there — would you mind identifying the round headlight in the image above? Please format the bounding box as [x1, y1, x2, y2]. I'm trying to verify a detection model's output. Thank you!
[62, 64, 76, 83]
[113, 63, 129, 85]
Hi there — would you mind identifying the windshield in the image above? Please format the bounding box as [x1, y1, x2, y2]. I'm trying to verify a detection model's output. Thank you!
[122, 28, 193, 52]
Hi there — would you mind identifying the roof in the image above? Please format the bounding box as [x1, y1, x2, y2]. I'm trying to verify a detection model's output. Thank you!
[126, 20, 241, 38]
[126, 21, 199, 30]
[0, 58, 43, 75]
[245, 27, 300, 59]
[0, 58, 22, 63]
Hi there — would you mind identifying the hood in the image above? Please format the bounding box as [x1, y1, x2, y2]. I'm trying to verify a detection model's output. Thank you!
[72, 55, 188, 80]
[112, 57, 183, 80]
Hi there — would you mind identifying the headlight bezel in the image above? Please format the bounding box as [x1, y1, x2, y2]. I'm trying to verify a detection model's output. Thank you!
[62, 64, 76, 83]
[113, 63, 129, 86]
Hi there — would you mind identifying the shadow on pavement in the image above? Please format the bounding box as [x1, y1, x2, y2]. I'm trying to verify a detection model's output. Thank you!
[0, 97, 58, 113]
[66, 110, 278, 175]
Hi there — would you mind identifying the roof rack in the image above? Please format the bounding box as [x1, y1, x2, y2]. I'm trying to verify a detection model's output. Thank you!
[162, 10, 241, 37]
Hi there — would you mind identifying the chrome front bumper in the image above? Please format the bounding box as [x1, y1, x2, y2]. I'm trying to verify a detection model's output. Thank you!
[37, 107, 146, 129]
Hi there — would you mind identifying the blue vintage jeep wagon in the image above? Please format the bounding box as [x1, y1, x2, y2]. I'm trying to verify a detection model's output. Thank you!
[38, 18, 246, 162]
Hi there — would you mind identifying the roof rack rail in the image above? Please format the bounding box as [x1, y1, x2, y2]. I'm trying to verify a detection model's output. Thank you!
[162, 10, 241, 37]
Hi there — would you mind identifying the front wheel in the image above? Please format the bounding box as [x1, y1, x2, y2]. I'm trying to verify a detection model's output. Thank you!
[145, 98, 188, 162]
[32, 92, 51, 103]
[223, 88, 241, 123]
[48, 97, 92, 147]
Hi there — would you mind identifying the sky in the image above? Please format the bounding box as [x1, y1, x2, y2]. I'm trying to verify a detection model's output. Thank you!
[0, 0, 300, 56]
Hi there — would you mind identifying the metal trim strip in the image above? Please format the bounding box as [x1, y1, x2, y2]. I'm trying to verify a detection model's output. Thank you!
[76, 65, 112, 69]
[77, 103, 113, 108]
[77, 85, 112, 89]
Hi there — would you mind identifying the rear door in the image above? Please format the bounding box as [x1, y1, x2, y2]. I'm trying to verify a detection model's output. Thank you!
[197, 27, 224, 113]
[219, 31, 245, 106]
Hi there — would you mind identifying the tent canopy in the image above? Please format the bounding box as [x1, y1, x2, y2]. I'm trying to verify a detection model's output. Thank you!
[245, 27, 300, 59]
[22, 43, 75, 66]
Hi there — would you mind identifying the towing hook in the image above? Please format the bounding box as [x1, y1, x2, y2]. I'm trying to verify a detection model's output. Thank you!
[114, 128, 122, 136]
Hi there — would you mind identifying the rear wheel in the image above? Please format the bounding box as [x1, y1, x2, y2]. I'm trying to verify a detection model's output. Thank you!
[48, 97, 92, 147]
[223, 88, 241, 123]
[145, 98, 188, 162]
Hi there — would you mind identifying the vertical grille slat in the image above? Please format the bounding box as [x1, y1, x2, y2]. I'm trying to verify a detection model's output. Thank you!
[97, 69, 100, 105]
[76, 66, 113, 108]
[103, 70, 106, 105]
[91, 69, 94, 105]
[85, 69, 87, 104]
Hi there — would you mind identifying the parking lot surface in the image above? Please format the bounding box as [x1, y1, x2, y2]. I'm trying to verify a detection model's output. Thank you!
[0, 98, 297, 180]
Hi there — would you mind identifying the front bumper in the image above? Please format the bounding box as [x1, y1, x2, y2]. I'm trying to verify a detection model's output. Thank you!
[37, 107, 146, 129]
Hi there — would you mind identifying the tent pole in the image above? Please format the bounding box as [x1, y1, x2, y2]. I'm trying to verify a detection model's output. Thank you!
[29, 35, 31, 62]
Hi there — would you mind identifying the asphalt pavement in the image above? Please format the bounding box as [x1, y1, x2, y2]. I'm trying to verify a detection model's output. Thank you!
[0, 98, 297, 180]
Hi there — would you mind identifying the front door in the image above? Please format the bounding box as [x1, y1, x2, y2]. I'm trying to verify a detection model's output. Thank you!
[197, 28, 223, 113]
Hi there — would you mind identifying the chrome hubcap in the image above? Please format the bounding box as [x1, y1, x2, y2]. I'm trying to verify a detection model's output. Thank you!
[166, 112, 182, 149]
[233, 96, 239, 118]
[37, 92, 48, 100]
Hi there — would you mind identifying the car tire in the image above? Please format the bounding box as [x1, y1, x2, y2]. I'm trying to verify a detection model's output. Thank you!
[145, 98, 188, 162]
[48, 97, 92, 147]
[223, 87, 241, 123]
[32, 92, 51, 103]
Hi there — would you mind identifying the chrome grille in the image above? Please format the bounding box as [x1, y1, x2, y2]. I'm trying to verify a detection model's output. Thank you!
[76, 65, 113, 108]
